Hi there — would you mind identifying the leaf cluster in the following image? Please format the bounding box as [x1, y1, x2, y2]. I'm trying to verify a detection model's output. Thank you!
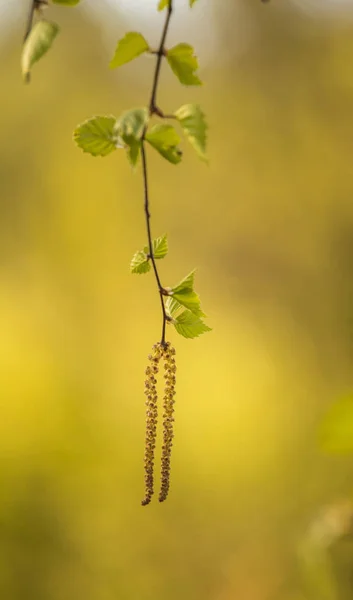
[130, 236, 211, 339]
[74, 22, 207, 165]
[73, 104, 206, 166]
[22, 0, 212, 342]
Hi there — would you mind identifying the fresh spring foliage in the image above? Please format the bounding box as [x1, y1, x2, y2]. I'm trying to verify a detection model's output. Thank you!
[21, 0, 211, 343]
[167, 43, 202, 86]
[110, 32, 150, 69]
[21, 0, 81, 81]
[22, 20, 59, 81]
[20, 0, 276, 506]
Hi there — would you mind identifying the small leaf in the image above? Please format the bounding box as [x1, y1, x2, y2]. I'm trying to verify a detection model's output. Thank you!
[127, 140, 141, 167]
[52, 0, 81, 5]
[189, 0, 198, 5]
[74, 116, 117, 157]
[166, 298, 211, 339]
[158, 0, 170, 9]
[144, 234, 168, 259]
[110, 32, 149, 69]
[171, 269, 206, 317]
[115, 108, 148, 166]
[167, 43, 202, 86]
[173, 290, 205, 317]
[21, 20, 59, 82]
[172, 270, 195, 294]
[145, 125, 182, 165]
[319, 395, 353, 454]
[166, 297, 182, 318]
[174, 312, 211, 339]
[175, 104, 207, 160]
[116, 108, 148, 142]
[130, 250, 151, 274]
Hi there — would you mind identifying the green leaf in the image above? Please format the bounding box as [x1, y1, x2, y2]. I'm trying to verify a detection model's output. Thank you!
[175, 104, 207, 161]
[52, 0, 81, 5]
[166, 298, 211, 339]
[127, 140, 141, 167]
[21, 20, 59, 82]
[165, 297, 183, 319]
[158, 0, 170, 9]
[172, 270, 195, 294]
[170, 270, 206, 317]
[116, 108, 148, 142]
[110, 32, 149, 69]
[130, 250, 151, 274]
[73, 116, 117, 157]
[174, 311, 211, 339]
[144, 234, 168, 259]
[173, 290, 205, 317]
[319, 395, 353, 453]
[167, 43, 202, 86]
[145, 125, 182, 165]
[115, 108, 148, 166]
[189, 0, 198, 5]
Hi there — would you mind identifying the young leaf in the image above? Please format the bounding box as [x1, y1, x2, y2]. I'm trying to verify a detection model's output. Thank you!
[173, 290, 205, 317]
[115, 108, 148, 166]
[73, 116, 117, 157]
[130, 250, 151, 274]
[144, 234, 168, 259]
[116, 108, 149, 142]
[174, 311, 211, 339]
[170, 269, 206, 316]
[21, 20, 59, 82]
[165, 297, 183, 319]
[52, 0, 81, 5]
[129, 141, 142, 167]
[172, 270, 195, 294]
[145, 125, 182, 165]
[175, 104, 207, 161]
[166, 43, 202, 86]
[158, 0, 170, 9]
[166, 298, 211, 339]
[110, 32, 149, 69]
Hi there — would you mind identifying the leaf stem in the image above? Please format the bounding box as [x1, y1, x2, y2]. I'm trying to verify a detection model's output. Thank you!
[141, 0, 173, 346]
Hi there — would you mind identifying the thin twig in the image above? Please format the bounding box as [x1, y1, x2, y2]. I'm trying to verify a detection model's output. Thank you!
[141, 1, 173, 346]
[149, 2, 173, 115]
[24, 0, 47, 42]
[24, 0, 37, 42]
[141, 142, 168, 345]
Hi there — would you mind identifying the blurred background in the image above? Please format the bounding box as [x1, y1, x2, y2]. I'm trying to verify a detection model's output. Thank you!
[0, 0, 353, 598]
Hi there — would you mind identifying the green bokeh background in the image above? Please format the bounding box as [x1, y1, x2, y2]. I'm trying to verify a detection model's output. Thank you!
[1, 1, 353, 598]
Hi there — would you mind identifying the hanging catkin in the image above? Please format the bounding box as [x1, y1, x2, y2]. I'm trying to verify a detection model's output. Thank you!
[159, 343, 176, 502]
[141, 342, 176, 506]
[141, 343, 163, 506]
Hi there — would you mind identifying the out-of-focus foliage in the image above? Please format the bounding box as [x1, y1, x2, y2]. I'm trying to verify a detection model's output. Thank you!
[21, 20, 59, 81]
[166, 43, 202, 86]
[109, 31, 150, 69]
[0, 0, 353, 599]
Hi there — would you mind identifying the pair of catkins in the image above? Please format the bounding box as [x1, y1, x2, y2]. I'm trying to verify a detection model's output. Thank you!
[142, 342, 176, 505]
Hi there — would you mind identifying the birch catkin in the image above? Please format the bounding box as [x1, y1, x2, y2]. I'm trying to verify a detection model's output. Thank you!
[141, 343, 163, 506]
[159, 343, 176, 502]
[141, 342, 176, 506]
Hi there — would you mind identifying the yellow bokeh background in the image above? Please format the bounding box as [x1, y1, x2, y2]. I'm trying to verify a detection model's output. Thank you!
[0, 1, 353, 598]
